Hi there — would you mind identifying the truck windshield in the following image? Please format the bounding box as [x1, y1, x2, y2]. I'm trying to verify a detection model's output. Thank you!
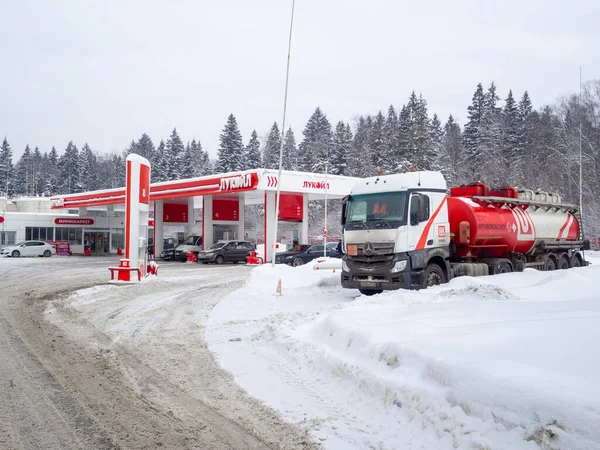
[345, 192, 407, 229]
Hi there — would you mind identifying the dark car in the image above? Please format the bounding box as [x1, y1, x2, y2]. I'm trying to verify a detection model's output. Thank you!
[275, 244, 340, 267]
[150, 237, 177, 257]
[174, 235, 203, 262]
[196, 240, 255, 265]
[157, 238, 179, 261]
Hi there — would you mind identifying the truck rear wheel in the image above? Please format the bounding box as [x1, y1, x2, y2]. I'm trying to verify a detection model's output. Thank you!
[572, 254, 583, 268]
[544, 256, 556, 271]
[423, 263, 445, 288]
[558, 255, 570, 270]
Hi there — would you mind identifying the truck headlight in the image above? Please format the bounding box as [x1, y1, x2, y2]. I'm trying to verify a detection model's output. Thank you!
[390, 260, 407, 273]
[342, 259, 349, 272]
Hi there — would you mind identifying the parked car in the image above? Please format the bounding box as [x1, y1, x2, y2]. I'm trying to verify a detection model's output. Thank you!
[0, 240, 56, 258]
[150, 237, 177, 257]
[275, 244, 340, 267]
[174, 235, 203, 262]
[196, 240, 255, 264]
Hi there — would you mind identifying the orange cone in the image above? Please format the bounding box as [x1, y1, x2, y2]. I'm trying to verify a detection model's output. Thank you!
[275, 279, 282, 296]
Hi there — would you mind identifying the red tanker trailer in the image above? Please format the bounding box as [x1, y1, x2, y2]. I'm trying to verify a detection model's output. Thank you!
[341, 172, 589, 294]
[448, 182, 586, 273]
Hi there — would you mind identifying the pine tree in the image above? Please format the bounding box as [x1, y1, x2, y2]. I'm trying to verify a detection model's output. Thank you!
[43, 146, 59, 196]
[330, 121, 351, 175]
[216, 114, 244, 173]
[262, 122, 282, 169]
[58, 141, 79, 194]
[165, 128, 185, 180]
[429, 113, 443, 170]
[412, 94, 434, 170]
[282, 127, 298, 170]
[395, 105, 412, 171]
[152, 140, 167, 182]
[180, 142, 194, 178]
[384, 106, 400, 169]
[14, 145, 33, 195]
[78, 143, 96, 192]
[463, 83, 485, 165]
[137, 133, 155, 162]
[32, 146, 43, 195]
[370, 111, 387, 171]
[502, 90, 520, 168]
[244, 130, 262, 169]
[439, 115, 464, 185]
[299, 107, 333, 173]
[348, 116, 375, 177]
[0, 137, 14, 196]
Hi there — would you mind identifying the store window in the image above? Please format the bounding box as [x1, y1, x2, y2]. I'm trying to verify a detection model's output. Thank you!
[25, 227, 55, 241]
[1, 231, 16, 247]
[111, 229, 125, 251]
[55, 227, 83, 245]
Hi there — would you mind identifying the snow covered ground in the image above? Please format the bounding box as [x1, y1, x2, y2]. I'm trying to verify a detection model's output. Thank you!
[207, 252, 600, 450]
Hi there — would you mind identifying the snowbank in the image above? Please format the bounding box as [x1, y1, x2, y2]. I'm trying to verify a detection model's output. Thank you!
[207, 254, 600, 449]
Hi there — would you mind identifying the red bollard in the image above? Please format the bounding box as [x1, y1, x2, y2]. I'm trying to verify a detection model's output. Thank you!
[187, 250, 197, 263]
[116, 247, 123, 256]
[85, 247, 91, 256]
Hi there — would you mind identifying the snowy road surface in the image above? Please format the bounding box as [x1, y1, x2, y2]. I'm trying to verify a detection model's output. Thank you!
[208, 254, 600, 450]
[0, 256, 317, 450]
[2, 253, 599, 450]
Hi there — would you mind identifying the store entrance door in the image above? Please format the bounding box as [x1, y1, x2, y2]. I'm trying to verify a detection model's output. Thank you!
[84, 231, 110, 255]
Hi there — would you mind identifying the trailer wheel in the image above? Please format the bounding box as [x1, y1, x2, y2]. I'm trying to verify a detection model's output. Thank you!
[544, 256, 556, 271]
[423, 263, 445, 288]
[497, 260, 513, 274]
[558, 255, 570, 270]
[572, 254, 583, 268]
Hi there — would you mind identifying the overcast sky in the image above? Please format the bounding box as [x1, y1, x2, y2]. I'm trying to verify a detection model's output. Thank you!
[1, 0, 598, 160]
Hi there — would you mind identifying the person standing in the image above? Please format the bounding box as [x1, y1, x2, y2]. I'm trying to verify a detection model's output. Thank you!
[336, 238, 344, 255]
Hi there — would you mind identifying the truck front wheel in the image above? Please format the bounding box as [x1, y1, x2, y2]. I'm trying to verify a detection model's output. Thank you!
[359, 289, 383, 296]
[423, 263, 445, 288]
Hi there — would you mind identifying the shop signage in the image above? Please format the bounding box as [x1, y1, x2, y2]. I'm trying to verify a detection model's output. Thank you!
[302, 180, 330, 189]
[54, 218, 94, 225]
[219, 173, 253, 191]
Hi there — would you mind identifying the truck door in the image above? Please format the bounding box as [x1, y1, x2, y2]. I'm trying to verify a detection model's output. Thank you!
[408, 193, 449, 251]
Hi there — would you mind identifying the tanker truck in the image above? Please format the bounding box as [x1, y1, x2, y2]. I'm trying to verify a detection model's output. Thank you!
[340, 171, 590, 295]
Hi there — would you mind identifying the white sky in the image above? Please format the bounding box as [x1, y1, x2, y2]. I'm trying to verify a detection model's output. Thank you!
[1, 0, 598, 160]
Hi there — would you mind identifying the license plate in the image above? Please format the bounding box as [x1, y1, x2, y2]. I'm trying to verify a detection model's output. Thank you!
[361, 281, 377, 287]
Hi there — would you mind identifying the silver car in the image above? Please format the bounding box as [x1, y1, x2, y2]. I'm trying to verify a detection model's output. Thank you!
[0, 240, 56, 258]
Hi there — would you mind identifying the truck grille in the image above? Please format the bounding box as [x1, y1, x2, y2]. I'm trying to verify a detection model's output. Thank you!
[350, 255, 394, 268]
[358, 242, 394, 256]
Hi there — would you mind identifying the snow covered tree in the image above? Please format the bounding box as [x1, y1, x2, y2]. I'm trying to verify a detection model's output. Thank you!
[0, 137, 14, 196]
[282, 127, 297, 170]
[330, 121, 352, 175]
[348, 116, 375, 177]
[180, 142, 194, 179]
[244, 130, 262, 169]
[502, 90, 521, 170]
[165, 128, 185, 180]
[262, 122, 282, 169]
[137, 133, 155, 163]
[370, 111, 387, 171]
[14, 145, 33, 195]
[216, 114, 244, 173]
[299, 107, 333, 173]
[411, 93, 434, 170]
[463, 83, 486, 165]
[429, 113, 443, 170]
[43, 146, 59, 196]
[32, 146, 43, 195]
[439, 115, 465, 185]
[58, 141, 79, 194]
[152, 140, 167, 182]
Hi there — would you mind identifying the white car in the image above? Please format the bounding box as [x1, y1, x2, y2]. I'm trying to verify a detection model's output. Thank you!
[0, 241, 56, 258]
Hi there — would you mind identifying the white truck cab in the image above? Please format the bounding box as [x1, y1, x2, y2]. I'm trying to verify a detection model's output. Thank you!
[341, 171, 450, 294]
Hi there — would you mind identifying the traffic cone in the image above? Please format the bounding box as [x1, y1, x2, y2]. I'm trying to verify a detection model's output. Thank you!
[275, 278, 282, 296]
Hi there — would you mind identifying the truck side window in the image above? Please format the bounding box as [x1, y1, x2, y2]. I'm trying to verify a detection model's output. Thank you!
[410, 194, 430, 224]
[419, 196, 430, 222]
